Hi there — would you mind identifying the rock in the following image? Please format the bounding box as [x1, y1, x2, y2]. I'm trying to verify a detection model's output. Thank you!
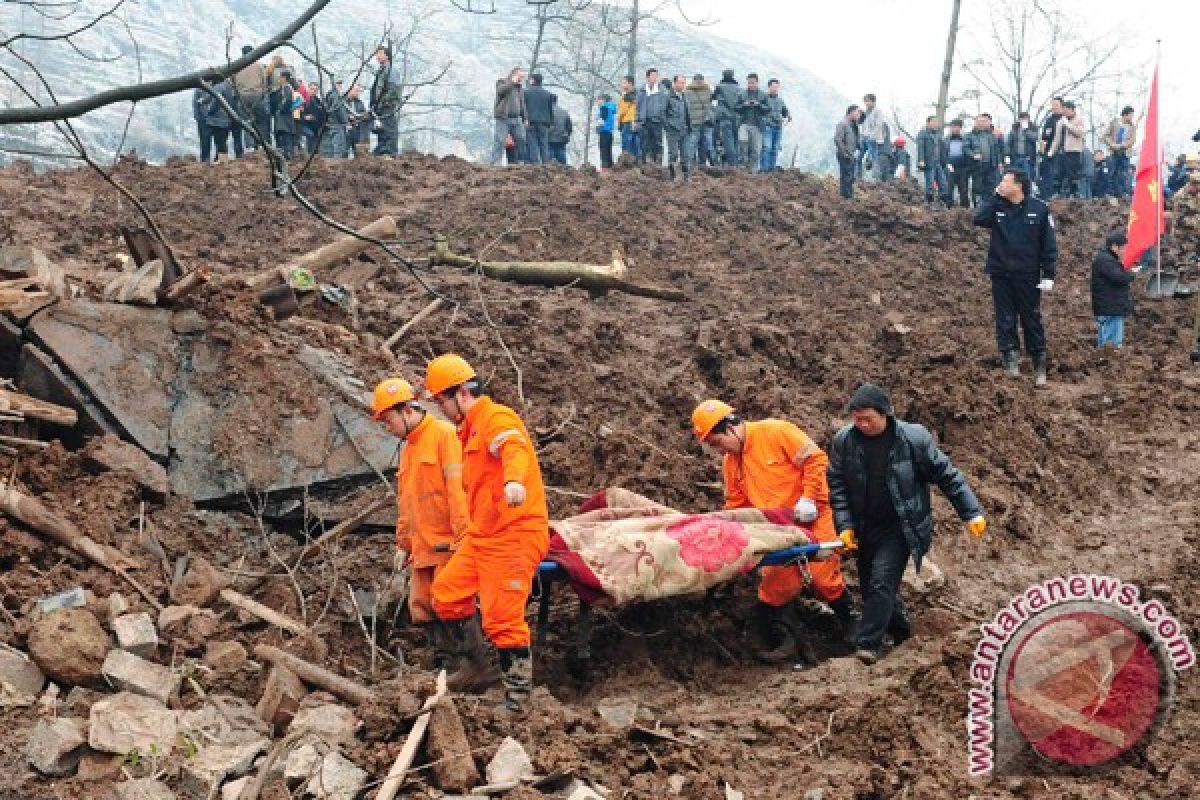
[28, 608, 109, 686]
[596, 698, 639, 729]
[485, 736, 534, 786]
[426, 700, 478, 791]
[158, 605, 218, 652]
[804, 790, 826, 800]
[179, 694, 269, 743]
[288, 703, 359, 744]
[221, 776, 251, 800]
[0, 643, 46, 705]
[284, 741, 322, 783]
[83, 434, 170, 501]
[88, 691, 178, 756]
[36, 586, 87, 613]
[112, 612, 159, 658]
[171, 310, 208, 335]
[179, 737, 268, 800]
[257, 665, 306, 729]
[76, 750, 124, 782]
[566, 786, 605, 800]
[170, 556, 228, 607]
[303, 751, 368, 799]
[102, 649, 180, 705]
[26, 717, 87, 776]
[902, 558, 945, 594]
[63, 686, 105, 714]
[106, 592, 131, 622]
[203, 640, 247, 673]
[667, 775, 687, 794]
[114, 778, 176, 800]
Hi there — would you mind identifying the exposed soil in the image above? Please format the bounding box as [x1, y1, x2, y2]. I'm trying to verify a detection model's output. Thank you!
[0, 152, 1196, 799]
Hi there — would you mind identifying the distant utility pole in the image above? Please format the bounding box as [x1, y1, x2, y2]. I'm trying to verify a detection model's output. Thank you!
[936, 0, 962, 125]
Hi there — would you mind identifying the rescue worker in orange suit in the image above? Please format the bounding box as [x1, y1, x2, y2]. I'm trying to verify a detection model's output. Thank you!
[424, 354, 549, 713]
[692, 400, 857, 666]
[371, 378, 475, 669]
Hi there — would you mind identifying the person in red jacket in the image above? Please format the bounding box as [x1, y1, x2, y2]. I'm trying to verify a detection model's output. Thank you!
[692, 400, 856, 666]
[424, 354, 549, 712]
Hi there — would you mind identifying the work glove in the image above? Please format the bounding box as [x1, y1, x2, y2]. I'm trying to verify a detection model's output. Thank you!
[838, 529, 858, 552]
[792, 498, 819, 524]
[504, 481, 527, 507]
[967, 516, 987, 538]
[1036, 279, 1055, 292]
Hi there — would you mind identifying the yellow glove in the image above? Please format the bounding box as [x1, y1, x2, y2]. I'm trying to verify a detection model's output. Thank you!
[967, 516, 987, 538]
[839, 529, 858, 552]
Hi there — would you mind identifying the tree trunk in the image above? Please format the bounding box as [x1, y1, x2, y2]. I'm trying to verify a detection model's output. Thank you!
[626, 0, 639, 81]
[936, 0, 963, 125]
[246, 215, 397, 290]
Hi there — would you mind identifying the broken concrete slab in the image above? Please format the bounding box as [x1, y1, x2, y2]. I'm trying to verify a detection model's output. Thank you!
[288, 702, 359, 744]
[36, 586, 87, 613]
[179, 737, 269, 800]
[26, 716, 87, 776]
[18, 343, 114, 443]
[221, 776, 251, 800]
[88, 691, 178, 755]
[0, 642, 46, 704]
[112, 612, 159, 658]
[485, 736, 534, 786]
[114, 778, 177, 800]
[303, 751, 368, 800]
[84, 434, 170, 501]
[102, 649, 180, 704]
[203, 640, 247, 674]
[27, 608, 109, 687]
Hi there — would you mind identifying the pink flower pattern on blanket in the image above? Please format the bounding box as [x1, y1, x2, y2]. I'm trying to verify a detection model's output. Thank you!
[665, 516, 751, 573]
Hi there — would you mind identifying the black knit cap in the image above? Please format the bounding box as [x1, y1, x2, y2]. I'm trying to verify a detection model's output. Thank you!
[846, 383, 893, 415]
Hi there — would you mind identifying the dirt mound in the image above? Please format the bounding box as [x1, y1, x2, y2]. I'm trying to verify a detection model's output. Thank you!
[0, 153, 1195, 799]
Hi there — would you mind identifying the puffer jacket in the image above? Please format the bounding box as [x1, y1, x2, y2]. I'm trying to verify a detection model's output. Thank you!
[1091, 247, 1135, 317]
[683, 79, 713, 127]
[636, 82, 668, 124]
[828, 419, 982, 570]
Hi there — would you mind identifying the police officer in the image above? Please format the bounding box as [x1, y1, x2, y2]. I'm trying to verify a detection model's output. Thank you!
[972, 166, 1059, 387]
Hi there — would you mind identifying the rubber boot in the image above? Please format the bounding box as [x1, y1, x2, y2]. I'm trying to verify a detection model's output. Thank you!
[425, 621, 457, 671]
[668, 163, 677, 181]
[497, 646, 533, 712]
[827, 591, 860, 648]
[758, 603, 818, 666]
[1001, 349, 1020, 377]
[445, 616, 501, 693]
[1033, 353, 1048, 388]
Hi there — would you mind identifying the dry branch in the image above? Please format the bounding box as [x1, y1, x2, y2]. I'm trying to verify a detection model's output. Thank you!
[374, 669, 448, 800]
[0, 389, 76, 425]
[247, 215, 398, 291]
[429, 236, 687, 302]
[163, 267, 209, 302]
[219, 588, 308, 635]
[298, 496, 392, 562]
[382, 297, 446, 353]
[253, 644, 373, 706]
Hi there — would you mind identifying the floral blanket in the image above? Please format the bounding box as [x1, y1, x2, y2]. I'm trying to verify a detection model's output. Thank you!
[546, 488, 813, 606]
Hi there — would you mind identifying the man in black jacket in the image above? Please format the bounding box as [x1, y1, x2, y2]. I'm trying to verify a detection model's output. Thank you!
[663, 74, 692, 181]
[1091, 230, 1139, 348]
[944, 119, 975, 208]
[1037, 97, 1064, 196]
[635, 68, 668, 165]
[916, 115, 948, 206]
[712, 69, 740, 167]
[828, 384, 985, 665]
[524, 73, 556, 164]
[1006, 112, 1038, 178]
[735, 73, 770, 173]
[973, 167, 1059, 386]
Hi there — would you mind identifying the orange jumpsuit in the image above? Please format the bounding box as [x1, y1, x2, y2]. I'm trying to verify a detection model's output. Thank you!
[431, 396, 549, 648]
[722, 419, 846, 607]
[395, 414, 473, 624]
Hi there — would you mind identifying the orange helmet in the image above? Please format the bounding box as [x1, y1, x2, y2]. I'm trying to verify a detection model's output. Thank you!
[424, 354, 477, 397]
[371, 377, 416, 419]
[692, 399, 734, 439]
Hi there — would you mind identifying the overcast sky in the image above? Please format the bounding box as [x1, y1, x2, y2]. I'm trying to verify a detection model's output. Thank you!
[690, 0, 1197, 154]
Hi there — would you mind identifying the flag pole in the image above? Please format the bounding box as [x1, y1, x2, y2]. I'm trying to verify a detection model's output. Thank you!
[1155, 40, 1162, 287]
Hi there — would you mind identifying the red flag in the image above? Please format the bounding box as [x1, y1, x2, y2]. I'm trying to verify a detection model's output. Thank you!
[1124, 66, 1160, 268]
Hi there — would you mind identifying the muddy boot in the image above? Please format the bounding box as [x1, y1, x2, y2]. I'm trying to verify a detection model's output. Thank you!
[827, 592, 860, 648]
[1033, 353, 1048, 387]
[791, 624, 820, 669]
[497, 646, 533, 713]
[757, 602, 798, 664]
[1001, 349, 1020, 377]
[445, 616, 501, 693]
[426, 622, 458, 671]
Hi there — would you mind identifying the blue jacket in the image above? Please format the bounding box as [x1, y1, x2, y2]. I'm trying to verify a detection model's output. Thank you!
[596, 100, 617, 134]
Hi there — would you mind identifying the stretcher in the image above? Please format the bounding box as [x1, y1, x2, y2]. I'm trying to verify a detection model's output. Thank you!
[533, 541, 844, 665]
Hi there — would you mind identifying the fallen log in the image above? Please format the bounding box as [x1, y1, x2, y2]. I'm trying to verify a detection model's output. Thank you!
[163, 266, 209, 302]
[429, 236, 687, 302]
[298, 496, 392, 562]
[0, 389, 79, 426]
[374, 670, 448, 800]
[219, 588, 308, 636]
[0, 485, 161, 610]
[247, 215, 398, 291]
[253, 644, 373, 706]
[381, 297, 445, 353]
